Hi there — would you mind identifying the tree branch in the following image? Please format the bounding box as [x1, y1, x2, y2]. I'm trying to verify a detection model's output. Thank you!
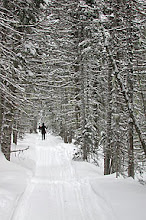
[11, 146, 29, 153]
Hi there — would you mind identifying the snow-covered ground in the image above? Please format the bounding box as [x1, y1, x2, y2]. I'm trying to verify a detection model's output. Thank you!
[0, 133, 146, 220]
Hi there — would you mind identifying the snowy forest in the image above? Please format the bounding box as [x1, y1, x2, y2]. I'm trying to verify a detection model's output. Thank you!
[0, 0, 146, 180]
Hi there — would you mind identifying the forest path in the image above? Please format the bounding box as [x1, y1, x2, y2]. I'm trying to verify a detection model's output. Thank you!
[11, 134, 114, 220]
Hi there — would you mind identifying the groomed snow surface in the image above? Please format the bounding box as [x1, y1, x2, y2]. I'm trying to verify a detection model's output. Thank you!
[0, 133, 146, 220]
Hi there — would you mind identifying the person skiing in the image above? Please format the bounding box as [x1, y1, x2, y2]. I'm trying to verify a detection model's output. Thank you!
[40, 123, 47, 140]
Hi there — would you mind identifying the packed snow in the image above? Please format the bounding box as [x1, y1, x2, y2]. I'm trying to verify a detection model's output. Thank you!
[0, 133, 146, 220]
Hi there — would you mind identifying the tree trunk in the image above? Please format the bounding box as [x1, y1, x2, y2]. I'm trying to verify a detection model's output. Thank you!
[0, 93, 4, 144]
[64, 131, 68, 143]
[104, 60, 113, 175]
[68, 129, 72, 144]
[1, 100, 13, 161]
[126, 2, 135, 178]
[13, 130, 18, 145]
[33, 116, 38, 133]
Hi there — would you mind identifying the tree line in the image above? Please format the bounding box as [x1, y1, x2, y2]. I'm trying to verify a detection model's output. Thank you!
[0, 0, 145, 179]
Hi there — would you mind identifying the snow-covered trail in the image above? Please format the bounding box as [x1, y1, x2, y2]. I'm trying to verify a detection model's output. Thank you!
[11, 134, 114, 220]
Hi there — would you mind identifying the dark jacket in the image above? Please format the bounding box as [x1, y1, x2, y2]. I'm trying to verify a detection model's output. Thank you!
[40, 123, 46, 134]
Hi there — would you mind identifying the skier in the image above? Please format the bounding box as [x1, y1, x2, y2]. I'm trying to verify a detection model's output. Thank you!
[40, 123, 47, 140]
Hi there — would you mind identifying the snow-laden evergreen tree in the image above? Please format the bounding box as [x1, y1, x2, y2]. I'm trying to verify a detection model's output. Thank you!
[100, 0, 146, 177]
[0, 0, 45, 160]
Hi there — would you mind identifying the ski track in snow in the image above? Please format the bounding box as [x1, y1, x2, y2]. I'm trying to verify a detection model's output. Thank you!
[11, 134, 115, 220]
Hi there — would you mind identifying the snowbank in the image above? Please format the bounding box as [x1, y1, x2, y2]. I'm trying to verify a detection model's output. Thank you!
[0, 149, 31, 220]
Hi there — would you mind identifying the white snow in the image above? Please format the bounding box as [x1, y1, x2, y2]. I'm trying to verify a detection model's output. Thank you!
[27, 70, 34, 77]
[0, 133, 146, 220]
[99, 13, 108, 23]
